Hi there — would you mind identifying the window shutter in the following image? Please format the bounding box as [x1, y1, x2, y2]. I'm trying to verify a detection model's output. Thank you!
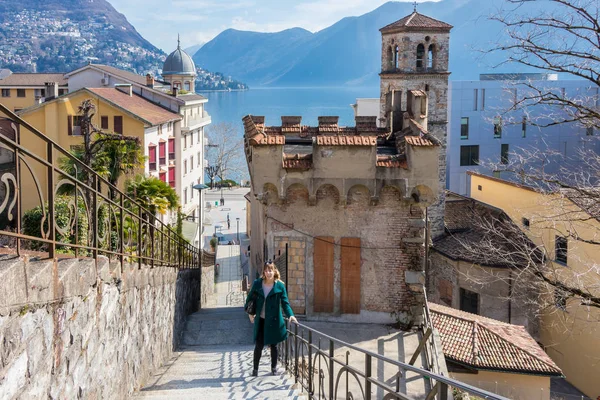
[67, 116, 73, 135]
[114, 116, 123, 134]
[101, 116, 108, 130]
[148, 146, 156, 163]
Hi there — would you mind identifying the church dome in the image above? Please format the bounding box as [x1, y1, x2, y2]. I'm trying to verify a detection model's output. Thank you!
[162, 39, 196, 76]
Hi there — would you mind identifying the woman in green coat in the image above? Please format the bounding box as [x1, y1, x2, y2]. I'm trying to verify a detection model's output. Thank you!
[245, 262, 297, 376]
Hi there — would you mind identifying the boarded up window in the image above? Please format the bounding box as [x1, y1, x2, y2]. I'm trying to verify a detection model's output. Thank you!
[313, 236, 334, 313]
[340, 237, 361, 314]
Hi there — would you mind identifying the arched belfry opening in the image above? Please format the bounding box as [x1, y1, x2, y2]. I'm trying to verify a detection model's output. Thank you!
[387, 46, 394, 70]
[427, 44, 435, 69]
[416, 44, 425, 70]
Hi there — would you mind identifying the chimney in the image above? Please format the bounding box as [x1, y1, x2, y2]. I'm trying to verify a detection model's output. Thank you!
[172, 87, 179, 97]
[355, 116, 377, 134]
[44, 82, 58, 100]
[115, 84, 133, 96]
[146, 73, 155, 88]
[318, 116, 339, 135]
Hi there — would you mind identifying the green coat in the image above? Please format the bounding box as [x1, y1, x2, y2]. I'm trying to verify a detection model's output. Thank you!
[245, 278, 294, 345]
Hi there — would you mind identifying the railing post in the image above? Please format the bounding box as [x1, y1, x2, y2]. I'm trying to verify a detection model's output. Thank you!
[120, 194, 124, 271]
[440, 382, 448, 400]
[92, 174, 98, 259]
[138, 205, 143, 269]
[294, 323, 299, 385]
[14, 146, 21, 256]
[365, 353, 372, 400]
[308, 330, 313, 394]
[47, 142, 55, 259]
[329, 340, 334, 400]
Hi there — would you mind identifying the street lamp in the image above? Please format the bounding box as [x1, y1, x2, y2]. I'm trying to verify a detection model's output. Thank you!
[193, 183, 209, 309]
[236, 217, 240, 243]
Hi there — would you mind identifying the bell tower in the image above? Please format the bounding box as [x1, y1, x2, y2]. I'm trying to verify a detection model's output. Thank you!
[379, 9, 452, 238]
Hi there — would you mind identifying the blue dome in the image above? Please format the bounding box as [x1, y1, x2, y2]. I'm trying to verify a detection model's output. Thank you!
[163, 40, 196, 76]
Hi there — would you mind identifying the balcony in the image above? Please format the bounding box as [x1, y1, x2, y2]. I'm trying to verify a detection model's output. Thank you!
[182, 111, 211, 132]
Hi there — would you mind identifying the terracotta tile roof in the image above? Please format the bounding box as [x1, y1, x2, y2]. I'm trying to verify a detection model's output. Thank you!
[430, 303, 562, 376]
[380, 12, 453, 33]
[376, 155, 408, 168]
[405, 135, 434, 146]
[0, 73, 67, 86]
[89, 64, 149, 86]
[283, 153, 313, 170]
[265, 126, 283, 135]
[561, 188, 600, 221]
[86, 88, 181, 126]
[243, 115, 267, 145]
[316, 136, 377, 146]
[178, 93, 207, 101]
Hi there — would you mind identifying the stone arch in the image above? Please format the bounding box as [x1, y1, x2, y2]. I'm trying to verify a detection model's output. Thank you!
[416, 44, 425, 70]
[315, 184, 340, 208]
[411, 185, 435, 205]
[347, 185, 371, 207]
[285, 183, 309, 205]
[262, 183, 279, 205]
[379, 185, 402, 205]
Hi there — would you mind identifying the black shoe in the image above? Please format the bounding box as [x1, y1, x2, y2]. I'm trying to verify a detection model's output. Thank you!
[271, 368, 277, 375]
[252, 369, 258, 377]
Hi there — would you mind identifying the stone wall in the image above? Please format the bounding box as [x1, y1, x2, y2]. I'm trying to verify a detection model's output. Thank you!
[0, 254, 200, 400]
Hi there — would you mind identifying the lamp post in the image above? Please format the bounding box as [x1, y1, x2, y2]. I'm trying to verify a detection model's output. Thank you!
[193, 183, 209, 309]
[236, 217, 240, 243]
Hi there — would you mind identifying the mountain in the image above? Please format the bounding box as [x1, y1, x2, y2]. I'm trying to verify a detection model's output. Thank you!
[185, 44, 204, 56]
[0, 0, 165, 74]
[192, 0, 549, 86]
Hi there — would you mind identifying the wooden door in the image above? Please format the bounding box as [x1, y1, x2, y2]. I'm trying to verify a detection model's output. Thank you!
[313, 237, 334, 313]
[341, 237, 361, 314]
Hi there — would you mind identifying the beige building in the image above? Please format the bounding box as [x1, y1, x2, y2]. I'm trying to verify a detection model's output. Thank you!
[0, 72, 68, 112]
[430, 303, 562, 400]
[468, 172, 600, 399]
[428, 192, 540, 337]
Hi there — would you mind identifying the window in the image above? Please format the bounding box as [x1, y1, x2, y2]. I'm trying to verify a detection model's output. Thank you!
[522, 116, 527, 138]
[184, 82, 191, 91]
[17, 89, 26, 98]
[555, 288, 567, 311]
[190, 156, 194, 171]
[555, 236, 568, 264]
[460, 117, 469, 139]
[501, 144, 509, 164]
[58, 89, 67, 96]
[148, 146, 157, 171]
[168, 138, 175, 159]
[190, 183, 194, 199]
[197, 130, 201, 143]
[197, 152, 201, 166]
[493, 116, 502, 138]
[460, 145, 479, 166]
[416, 44, 425, 69]
[168, 166, 175, 188]
[394, 45, 400, 69]
[477, 185, 482, 191]
[1, 89, 10, 97]
[101, 116, 108, 130]
[184, 135, 187, 149]
[114, 116, 123, 134]
[473, 89, 478, 111]
[522, 217, 530, 228]
[190, 133, 194, 146]
[34, 88, 45, 98]
[586, 127, 594, 136]
[184, 159, 187, 175]
[460, 288, 479, 314]
[158, 142, 166, 165]
[159, 171, 166, 183]
[427, 44, 434, 69]
[493, 171, 501, 178]
[481, 88, 486, 110]
[68, 116, 82, 136]
[184, 188, 187, 204]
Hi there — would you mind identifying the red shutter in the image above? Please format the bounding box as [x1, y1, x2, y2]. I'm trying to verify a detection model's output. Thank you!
[159, 172, 166, 182]
[67, 116, 73, 135]
[168, 138, 175, 156]
[168, 166, 175, 188]
[159, 142, 166, 157]
[149, 146, 156, 163]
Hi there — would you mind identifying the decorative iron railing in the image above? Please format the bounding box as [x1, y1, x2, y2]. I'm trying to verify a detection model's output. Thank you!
[278, 320, 510, 400]
[0, 103, 201, 269]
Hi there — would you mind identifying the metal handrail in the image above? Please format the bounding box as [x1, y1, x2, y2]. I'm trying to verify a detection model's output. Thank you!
[0, 103, 200, 269]
[279, 319, 510, 400]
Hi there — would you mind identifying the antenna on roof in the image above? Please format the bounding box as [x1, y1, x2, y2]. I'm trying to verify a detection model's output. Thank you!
[413, 1, 418, 12]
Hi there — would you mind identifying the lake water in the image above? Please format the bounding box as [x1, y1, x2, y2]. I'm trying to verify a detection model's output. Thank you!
[203, 86, 380, 132]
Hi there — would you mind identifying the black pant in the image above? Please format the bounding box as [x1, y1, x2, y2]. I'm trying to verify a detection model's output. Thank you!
[253, 317, 278, 370]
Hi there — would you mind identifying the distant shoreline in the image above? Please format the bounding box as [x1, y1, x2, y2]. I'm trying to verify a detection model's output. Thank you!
[198, 88, 250, 92]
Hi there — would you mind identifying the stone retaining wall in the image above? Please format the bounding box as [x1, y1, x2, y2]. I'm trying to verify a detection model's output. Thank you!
[0, 254, 200, 399]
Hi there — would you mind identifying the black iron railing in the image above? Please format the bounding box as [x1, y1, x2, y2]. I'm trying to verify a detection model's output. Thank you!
[0, 103, 200, 269]
[278, 320, 510, 400]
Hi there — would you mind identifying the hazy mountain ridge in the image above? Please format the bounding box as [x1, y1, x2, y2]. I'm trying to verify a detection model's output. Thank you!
[192, 0, 548, 86]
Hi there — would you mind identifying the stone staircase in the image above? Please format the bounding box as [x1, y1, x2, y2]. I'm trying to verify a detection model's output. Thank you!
[181, 307, 254, 346]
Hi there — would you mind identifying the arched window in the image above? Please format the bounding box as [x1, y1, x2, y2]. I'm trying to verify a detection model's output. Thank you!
[427, 44, 435, 69]
[387, 46, 394, 70]
[173, 81, 181, 89]
[394, 46, 400, 69]
[184, 81, 191, 91]
[416, 44, 425, 70]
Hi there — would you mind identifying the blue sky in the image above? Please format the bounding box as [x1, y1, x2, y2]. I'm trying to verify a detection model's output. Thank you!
[110, 0, 429, 52]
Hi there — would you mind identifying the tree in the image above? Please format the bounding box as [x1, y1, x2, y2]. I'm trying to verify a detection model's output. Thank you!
[455, 0, 600, 322]
[125, 175, 179, 216]
[205, 122, 246, 188]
